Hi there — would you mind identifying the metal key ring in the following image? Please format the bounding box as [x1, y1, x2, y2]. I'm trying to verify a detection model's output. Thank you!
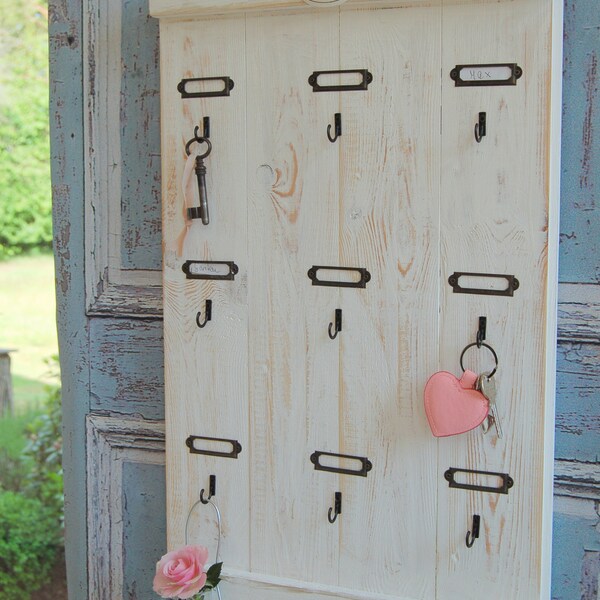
[460, 342, 498, 378]
[185, 136, 212, 159]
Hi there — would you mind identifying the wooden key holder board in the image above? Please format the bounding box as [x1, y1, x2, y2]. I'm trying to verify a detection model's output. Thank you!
[154, 1, 562, 598]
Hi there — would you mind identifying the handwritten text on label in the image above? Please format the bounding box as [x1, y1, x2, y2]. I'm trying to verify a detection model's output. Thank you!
[460, 65, 513, 82]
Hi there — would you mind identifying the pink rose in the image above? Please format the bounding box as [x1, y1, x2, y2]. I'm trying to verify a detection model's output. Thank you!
[153, 545, 209, 599]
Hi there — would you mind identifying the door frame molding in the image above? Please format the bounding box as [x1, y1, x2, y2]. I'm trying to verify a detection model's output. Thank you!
[83, 0, 162, 318]
[86, 415, 165, 600]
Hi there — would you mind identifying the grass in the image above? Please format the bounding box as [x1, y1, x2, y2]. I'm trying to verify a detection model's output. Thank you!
[0, 253, 58, 414]
[12, 374, 47, 411]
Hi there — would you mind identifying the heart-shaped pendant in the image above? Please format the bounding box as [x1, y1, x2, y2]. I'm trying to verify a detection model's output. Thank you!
[424, 370, 489, 437]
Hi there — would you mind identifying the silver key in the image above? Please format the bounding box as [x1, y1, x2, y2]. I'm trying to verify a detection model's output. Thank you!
[475, 374, 492, 434]
[479, 373, 503, 439]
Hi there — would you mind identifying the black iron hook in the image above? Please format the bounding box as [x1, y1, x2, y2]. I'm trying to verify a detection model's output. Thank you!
[476, 316, 487, 348]
[196, 299, 212, 328]
[328, 492, 342, 524]
[474, 112, 486, 143]
[327, 113, 342, 143]
[200, 475, 216, 505]
[328, 309, 342, 340]
[466, 514, 480, 548]
[201, 116, 210, 139]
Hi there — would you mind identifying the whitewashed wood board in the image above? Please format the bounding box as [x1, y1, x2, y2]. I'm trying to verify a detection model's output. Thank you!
[437, 1, 554, 598]
[156, 0, 559, 598]
[160, 16, 251, 570]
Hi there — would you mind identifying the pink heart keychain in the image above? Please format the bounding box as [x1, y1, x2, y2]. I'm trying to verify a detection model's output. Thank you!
[424, 370, 489, 437]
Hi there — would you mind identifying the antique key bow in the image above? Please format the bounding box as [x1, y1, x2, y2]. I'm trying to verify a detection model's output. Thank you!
[185, 126, 212, 225]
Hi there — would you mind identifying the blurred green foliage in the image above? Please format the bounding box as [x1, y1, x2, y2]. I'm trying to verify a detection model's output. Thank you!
[0, 356, 63, 597]
[0, 491, 60, 600]
[22, 355, 64, 522]
[0, 0, 51, 259]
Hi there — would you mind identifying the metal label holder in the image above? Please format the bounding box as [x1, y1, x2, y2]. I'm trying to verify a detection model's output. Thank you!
[310, 451, 373, 478]
[186, 435, 242, 459]
[308, 265, 371, 288]
[178, 76, 235, 98]
[182, 260, 239, 281]
[308, 69, 373, 92]
[448, 271, 520, 297]
[450, 63, 523, 87]
[444, 467, 514, 495]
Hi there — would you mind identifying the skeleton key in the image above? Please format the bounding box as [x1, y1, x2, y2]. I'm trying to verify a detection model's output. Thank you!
[479, 373, 503, 438]
[193, 154, 210, 225]
[185, 132, 212, 225]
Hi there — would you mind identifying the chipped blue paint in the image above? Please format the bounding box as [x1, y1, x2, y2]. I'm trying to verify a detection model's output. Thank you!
[552, 502, 600, 600]
[559, 0, 600, 284]
[120, 0, 162, 271]
[553, 1, 600, 599]
[49, 1, 90, 597]
[89, 319, 164, 420]
[122, 462, 166, 599]
[555, 343, 600, 462]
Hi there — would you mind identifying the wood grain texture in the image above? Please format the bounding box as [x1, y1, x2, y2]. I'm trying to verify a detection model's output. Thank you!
[160, 16, 250, 569]
[149, 0, 435, 19]
[337, 6, 440, 597]
[245, 10, 341, 584]
[437, 1, 554, 598]
[158, 2, 559, 599]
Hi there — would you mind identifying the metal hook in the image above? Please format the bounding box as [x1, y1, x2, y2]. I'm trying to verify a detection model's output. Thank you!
[196, 299, 212, 328]
[328, 309, 342, 340]
[327, 113, 342, 143]
[466, 514, 480, 548]
[201, 116, 210, 139]
[474, 112, 486, 143]
[328, 492, 342, 524]
[476, 316, 487, 348]
[200, 474, 216, 505]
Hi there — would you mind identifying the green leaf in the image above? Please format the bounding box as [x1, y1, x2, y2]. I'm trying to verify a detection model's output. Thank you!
[204, 562, 223, 588]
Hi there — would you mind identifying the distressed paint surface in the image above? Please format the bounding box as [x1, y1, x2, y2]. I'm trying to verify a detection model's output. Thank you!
[49, 1, 90, 598]
[559, 0, 599, 284]
[552, 0, 600, 598]
[555, 342, 600, 462]
[552, 497, 600, 600]
[122, 462, 167, 599]
[89, 319, 164, 420]
[120, 0, 162, 271]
